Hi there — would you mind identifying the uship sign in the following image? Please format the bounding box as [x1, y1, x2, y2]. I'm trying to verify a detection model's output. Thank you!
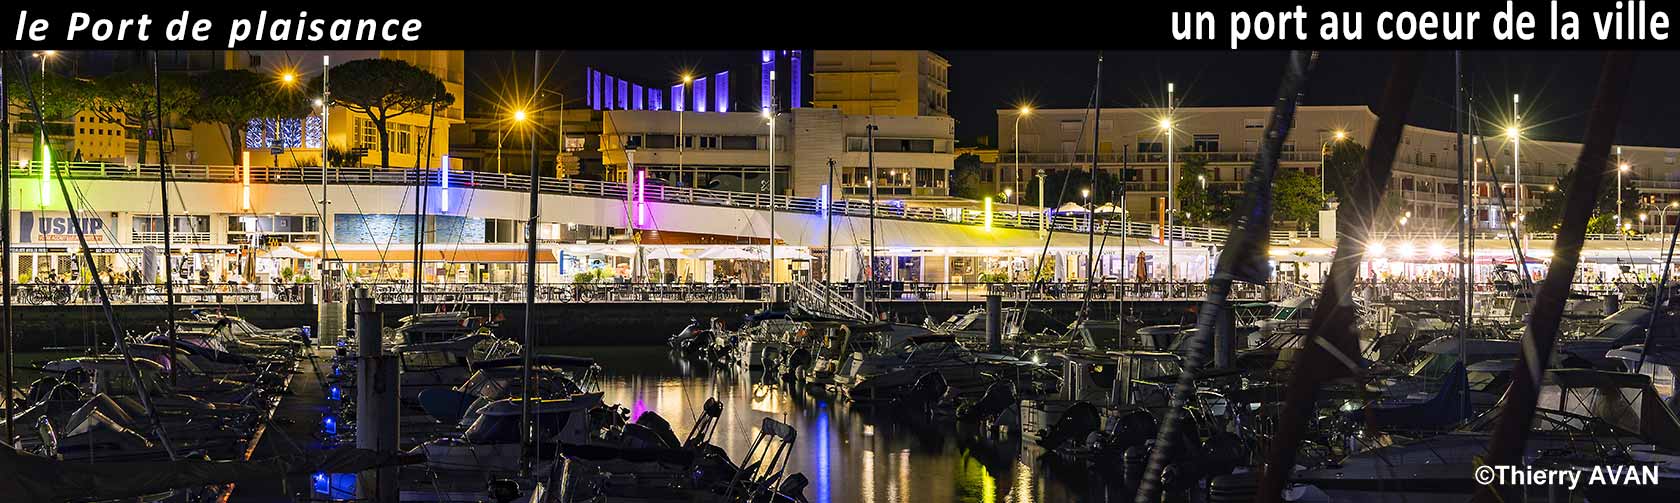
[19, 212, 108, 243]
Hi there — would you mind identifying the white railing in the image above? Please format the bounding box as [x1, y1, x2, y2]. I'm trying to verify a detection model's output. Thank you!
[16, 161, 1291, 245]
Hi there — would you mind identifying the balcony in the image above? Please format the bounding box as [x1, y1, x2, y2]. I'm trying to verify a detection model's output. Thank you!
[1005, 150, 1324, 165]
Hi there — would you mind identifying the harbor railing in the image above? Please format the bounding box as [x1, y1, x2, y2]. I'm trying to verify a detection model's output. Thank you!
[18, 162, 1318, 245]
[2, 279, 1652, 306]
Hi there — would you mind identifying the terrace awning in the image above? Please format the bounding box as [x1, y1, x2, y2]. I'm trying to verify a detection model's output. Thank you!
[293, 246, 559, 264]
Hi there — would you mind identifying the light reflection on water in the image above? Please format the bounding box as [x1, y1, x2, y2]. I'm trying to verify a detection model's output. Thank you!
[558, 346, 1118, 503]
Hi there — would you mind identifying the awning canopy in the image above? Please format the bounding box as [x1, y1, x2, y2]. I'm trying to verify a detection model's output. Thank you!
[294, 245, 558, 264]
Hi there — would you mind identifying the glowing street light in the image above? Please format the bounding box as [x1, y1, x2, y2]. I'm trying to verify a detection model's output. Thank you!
[1617, 146, 1629, 240]
[1320, 129, 1348, 204]
[497, 109, 530, 174]
[679, 73, 694, 187]
[1013, 104, 1033, 205]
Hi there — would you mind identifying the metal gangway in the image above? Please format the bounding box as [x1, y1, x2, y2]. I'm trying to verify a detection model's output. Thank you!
[787, 281, 873, 323]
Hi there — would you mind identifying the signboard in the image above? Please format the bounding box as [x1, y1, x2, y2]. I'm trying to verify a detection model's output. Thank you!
[19, 211, 108, 243]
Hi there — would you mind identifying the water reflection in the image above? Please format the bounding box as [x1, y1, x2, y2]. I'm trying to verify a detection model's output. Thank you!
[561, 346, 1115, 503]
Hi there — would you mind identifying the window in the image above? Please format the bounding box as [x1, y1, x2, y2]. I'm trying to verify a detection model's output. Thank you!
[914, 168, 947, 189]
[1060, 120, 1082, 133]
[644, 134, 676, 149]
[1243, 118, 1265, 129]
[1243, 139, 1258, 152]
[391, 124, 413, 155]
[1136, 141, 1163, 153]
[356, 119, 378, 149]
[871, 139, 933, 153]
[721, 135, 758, 150]
[1060, 141, 1077, 154]
[1192, 134, 1219, 152]
[698, 136, 719, 149]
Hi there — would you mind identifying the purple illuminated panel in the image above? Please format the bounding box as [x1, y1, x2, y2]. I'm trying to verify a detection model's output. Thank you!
[604, 76, 616, 111]
[651, 89, 663, 111]
[761, 50, 774, 111]
[714, 71, 729, 113]
[790, 51, 803, 108]
[672, 84, 684, 112]
[694, 77, 708, 113]
[617, 79, 628, 109]
[598, 69, 611, 110]
[632, 84, 644, 110]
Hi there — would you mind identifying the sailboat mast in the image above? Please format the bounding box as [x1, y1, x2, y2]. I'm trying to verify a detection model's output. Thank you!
[156, 52, 177, 384]
[0, 51, 11, 441]
[1081, 53, 1101, 316]
[1454, 50, 1471, 416]
[866, 122, 877, 317]
[414, 97, 438, 317]
[519, 49, 540, 477]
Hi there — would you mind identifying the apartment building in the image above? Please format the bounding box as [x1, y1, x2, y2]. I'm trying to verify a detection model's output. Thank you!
[811, 51, 950, 117]
[6, 50, 464, 172]
[599, 108, 956, 199]
[999, 105, 1680, 230]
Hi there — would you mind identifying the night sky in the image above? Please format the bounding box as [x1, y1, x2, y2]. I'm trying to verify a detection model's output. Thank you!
[465, 51, 1680, 148]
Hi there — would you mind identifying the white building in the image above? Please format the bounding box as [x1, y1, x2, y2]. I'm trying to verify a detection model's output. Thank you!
[599, 108, 958, 201]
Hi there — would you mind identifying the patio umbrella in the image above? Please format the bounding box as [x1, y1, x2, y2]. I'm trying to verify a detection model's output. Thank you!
[266, 246, 312, 260]
[640, 247, 694, 260]
[1055, 202, 1089, 214]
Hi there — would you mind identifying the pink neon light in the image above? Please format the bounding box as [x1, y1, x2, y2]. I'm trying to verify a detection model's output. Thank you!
[635, 170, 647, 226]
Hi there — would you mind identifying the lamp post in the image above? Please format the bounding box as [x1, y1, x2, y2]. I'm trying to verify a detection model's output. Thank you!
[319, 55, 331, 304]
[1661, 201, 1679, 237]
[1618, 147, 1629, 238]
[1036, 171, 1046, 238]
[1320, 130, 1346, 205]
[497, 109, 528, 174]
[1014, 105, 1032, 198]
[1162, 82, 1176, 284]
[679, 74, 691, 187]
[765, 70, 777, 289]
[1509, 93, 1522, 237]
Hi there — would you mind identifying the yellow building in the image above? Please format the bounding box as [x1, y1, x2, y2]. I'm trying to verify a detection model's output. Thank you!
[6, 51, 463, 171]
[197, 50, 465, 171]
[70, 110, 128, 161]
[811, 51, 950, 117]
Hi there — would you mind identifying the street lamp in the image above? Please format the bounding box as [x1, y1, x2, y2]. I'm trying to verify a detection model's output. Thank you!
[1508, 93, 1522, 236]
[1320, 129, 1347, 205]
[679, 73, 692, 187]
[1661, 201, 1680, 237]
[1014, 105, 1032, 199]
[1161, 81, 1177, 282]
[1615, 144, 1629, 236]
[497, 109, 529, 174]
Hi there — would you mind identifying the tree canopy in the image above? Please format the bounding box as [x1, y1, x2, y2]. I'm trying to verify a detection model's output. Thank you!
[308, 58, 455, 170]
[83, 70, 197, 164]
[185, 69, 312, 162]
[1525, 163, 1638, 233]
